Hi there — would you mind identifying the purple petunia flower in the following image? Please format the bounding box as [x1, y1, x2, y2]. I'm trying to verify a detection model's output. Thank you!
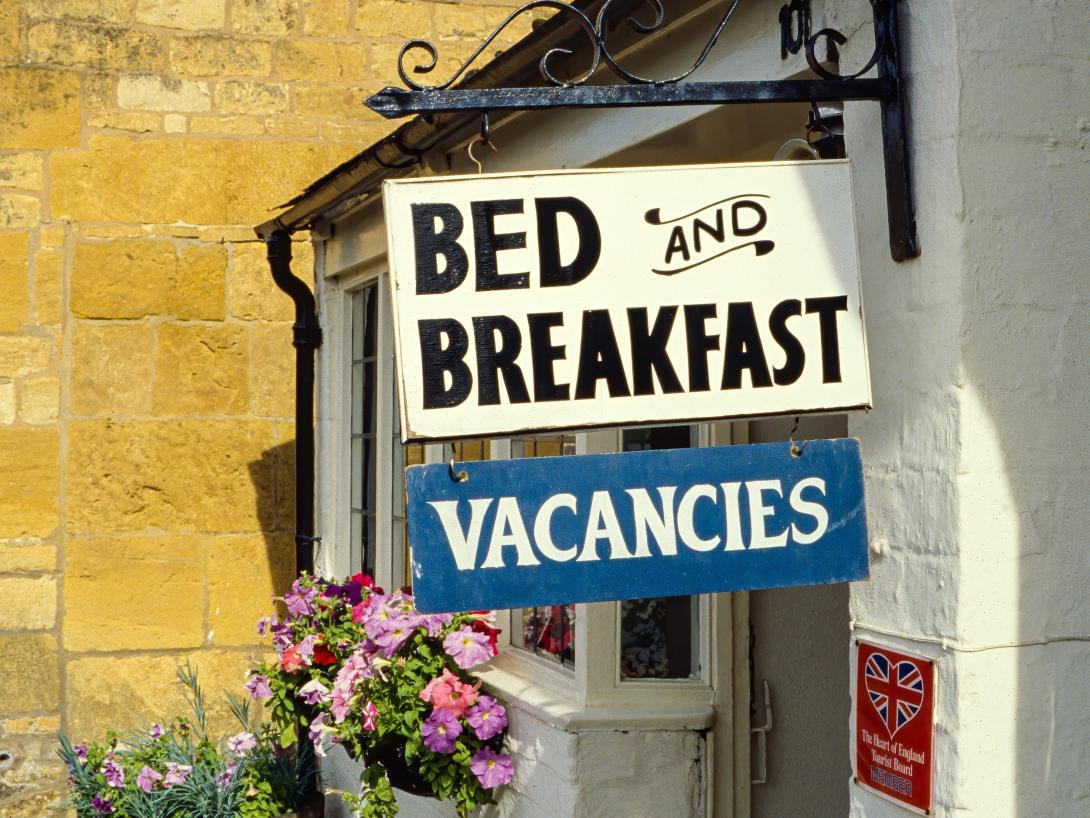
[421, 708, 462, 754]
[419, 612, 455, 637]
[74, 744, 88, 762]
[136, 765, 162, 793]
[308, 712, 330, 758]
[467, 695, 508, 740]
[373, 616, 415, 657]
[163, 762, 192, 788]
[227, 731, 257, 756]
[245, 673, 273, 701]
[298, 678, 330, 705]
[101, 758, 124, 788]
[443, 627, 493, 669]
[321, 580, 363, 606]
[149, 722, 164, 739]
[92, 794, 116, 814]
[470, 748, 514, 789]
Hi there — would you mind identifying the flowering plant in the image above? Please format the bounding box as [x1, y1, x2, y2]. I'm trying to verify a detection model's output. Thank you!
[248, 573, 513, 817]
[58, 663, 316, 818]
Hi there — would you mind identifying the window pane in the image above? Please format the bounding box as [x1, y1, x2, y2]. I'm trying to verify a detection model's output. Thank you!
[511, 434, 577, 668]
[619, 427, 700, 680]
[352, 285, 379, 577]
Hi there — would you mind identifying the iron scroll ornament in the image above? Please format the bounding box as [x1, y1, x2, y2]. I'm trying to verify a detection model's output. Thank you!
[366, 0, 919, 262]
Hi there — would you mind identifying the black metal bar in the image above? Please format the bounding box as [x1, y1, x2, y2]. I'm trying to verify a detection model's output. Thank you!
[367, 77, 895, 118]
[266, 230, 321, 576]
[874, 0, 919, 259]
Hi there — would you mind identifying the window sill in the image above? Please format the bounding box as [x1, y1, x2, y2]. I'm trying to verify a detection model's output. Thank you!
[477, 654, 715, 733]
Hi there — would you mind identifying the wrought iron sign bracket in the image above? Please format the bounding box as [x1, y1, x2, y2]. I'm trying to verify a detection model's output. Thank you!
[365, 0, 919, 261]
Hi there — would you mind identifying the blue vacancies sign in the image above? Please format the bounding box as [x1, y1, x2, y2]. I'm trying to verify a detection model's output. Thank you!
[406, 440, 868, 613]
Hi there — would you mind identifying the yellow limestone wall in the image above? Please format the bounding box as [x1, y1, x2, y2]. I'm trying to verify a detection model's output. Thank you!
[0, 1, 533, 813]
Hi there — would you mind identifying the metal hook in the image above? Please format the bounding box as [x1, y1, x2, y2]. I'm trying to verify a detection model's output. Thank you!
[448, 443, 468, 483]
[788, 416, 807, 458]
[480, 110, 491, 148]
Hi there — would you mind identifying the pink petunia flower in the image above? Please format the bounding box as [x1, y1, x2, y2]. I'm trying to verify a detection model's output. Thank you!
[467, 695, 507, 740]
[280, 645, 305, 673]
[421, 708, 461, 753]
[470, 748, 514, 789]
[227, 731, 257, 756]
[136, 765, 162, 793]
[420, 668, 478, 718]
[162, 762, 192, 788]
[362, 700, 379, 732]
[443, 627, 493, 669]
[308, 713, 331, 758]
[215, 762, 237, 791]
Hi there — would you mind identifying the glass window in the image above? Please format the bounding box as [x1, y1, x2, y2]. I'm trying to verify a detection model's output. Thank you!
[619, 426, 701, 680]
[350, 285, 378, 576]
[511, 434, 578, 669]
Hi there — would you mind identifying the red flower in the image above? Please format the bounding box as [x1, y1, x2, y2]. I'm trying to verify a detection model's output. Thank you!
[280, 645, 304, 673]
[350, 573, 374, 589]
[471, 619, 502, 655]
[312, 643, 337, 666]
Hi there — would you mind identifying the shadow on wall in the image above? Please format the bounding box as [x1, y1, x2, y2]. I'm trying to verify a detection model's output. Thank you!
[249, 438, 297, 594]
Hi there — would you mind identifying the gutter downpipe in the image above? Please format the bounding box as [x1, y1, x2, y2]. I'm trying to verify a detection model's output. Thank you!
[265, 229, 319, 577]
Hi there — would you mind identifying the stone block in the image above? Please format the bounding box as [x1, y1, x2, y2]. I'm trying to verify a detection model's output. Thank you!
[207, 533, 293, 645]
[189, 114, 264, 136]
[33, 248, 63, 326]
[0, 576, 56, 630]
[117, 73, 211, 112]
[71, 239, 225, 320]
[38, 225, 63, 249]
[87, 110, 160, 133]
[71, 323, 152, 416]
[0, 192, 41, 229]
[0, 154, 45, 191]
[0, 68, 81, 149]
[319, 120, 390, 144]
[64, 535, 204, 651]
[24, 0, 132, 24]
[249, 322, 293, 418]
[27, 20, 165, 72]
[291, 83, 369, 120]
[66, 419, 281, 533]
[0, 231, 29, 332]
[18, 377, 59, 425]
[0, 633, 59, 712]
[163, 112, 186, 133]
[302, 0, 350, 34]
[264, 116, 317, 138]
[153, 323, 248, 415]
[0, 714, 61, 734]
[274, 39, 366, 82]
[232, 0, 299, 35]
[228, 242, 293, 321]
[0, 429, 58, 538]
[52, 135, 357, 225]
[0, 0, 20, 64]
[0, 542, 57, 572]
[135, 0, 226, 31]
[0, 336, 51, 380]
[214, 79, 288, 115]
[170, 35, 272, 77]
[0, 381, 15, 424]
[356, 0, 429, 38]
[66, 649, 258, 738]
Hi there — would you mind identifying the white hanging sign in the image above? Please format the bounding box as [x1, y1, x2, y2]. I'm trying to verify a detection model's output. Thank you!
[383, 160, 871, 442]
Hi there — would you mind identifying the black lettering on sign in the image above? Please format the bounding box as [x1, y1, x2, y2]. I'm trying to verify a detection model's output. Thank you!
[527, 312, 569, 402]
[665, 226, 690, 265]
[412, 203, 468, 295]
[575, 310, 631, 399]
[693, 209, 725, 253]
[418, 318, 472, 408]
[684, 304, 719, 392]
[731, 200, 768, 237]
[628, 306, 683, 396]
[473, 315, 530, 406]
[805, 296, 849, 383]
[769, 299, 806, 386]
[471, 199, 529, 291]
[721, 302, 773, 390]
[536, 197, 602, 287]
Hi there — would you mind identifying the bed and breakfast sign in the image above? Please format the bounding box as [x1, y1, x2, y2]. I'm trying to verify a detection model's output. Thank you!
[382, 161, 870, 442]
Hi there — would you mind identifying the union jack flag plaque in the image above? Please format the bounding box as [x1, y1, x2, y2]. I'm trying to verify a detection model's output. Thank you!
[854, 640, 935, 813]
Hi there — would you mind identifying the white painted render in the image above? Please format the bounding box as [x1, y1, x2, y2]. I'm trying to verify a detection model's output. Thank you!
[312, 0, 1090, 815]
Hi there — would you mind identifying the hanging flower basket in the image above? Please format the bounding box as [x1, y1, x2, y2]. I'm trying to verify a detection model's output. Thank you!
[248, 572, 515, 818]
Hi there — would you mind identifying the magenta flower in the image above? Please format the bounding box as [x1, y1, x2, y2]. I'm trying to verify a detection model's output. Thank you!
[92, 794, 116, 814]
[470, 748, 514, 789]
[421, 708, 462, 753]
[444, 627, 493, 669]
[245, 673, 273, 701]
[136, 765, 162, 793]
[298, 678, 330, 705]
[362, 700, 379, 732]
[163, 762, 191, 788]
[467, 695, 508, 740]
[74, 744, 88, 762]
[149, 722, 164, 739]
[227, 731, 257, 756]
[101, 758, 124, 788]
